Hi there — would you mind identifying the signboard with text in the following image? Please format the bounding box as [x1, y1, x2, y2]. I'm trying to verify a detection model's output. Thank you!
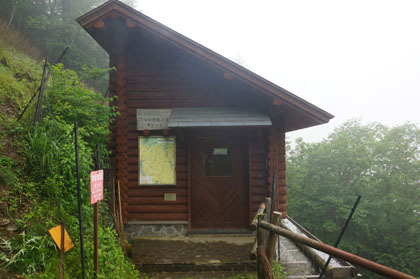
[136, 109, 172, 130]
[90, 170, 103, 204]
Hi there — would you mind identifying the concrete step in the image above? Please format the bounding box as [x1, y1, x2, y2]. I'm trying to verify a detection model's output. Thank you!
[146, 271, 256, 278]
[287, 276, 320, 279]
[136, 262, 257, 273]
[280, 248, 308, 262]
[281, 239, 299, 250]
[283, 261, 316, 276]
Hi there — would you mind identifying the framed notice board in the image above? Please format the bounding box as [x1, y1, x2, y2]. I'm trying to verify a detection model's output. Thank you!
[138, 136, 176, 185]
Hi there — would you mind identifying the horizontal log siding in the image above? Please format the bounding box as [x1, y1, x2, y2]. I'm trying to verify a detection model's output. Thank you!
[125, 139, 188, 221]
[268, 127, 287, 218]
[111, 37, 272, 222]
[249, 132, 268, 221]
[121, 48, 226, 222]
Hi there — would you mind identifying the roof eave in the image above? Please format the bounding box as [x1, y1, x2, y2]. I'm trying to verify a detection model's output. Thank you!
[77, 0, 334, 128]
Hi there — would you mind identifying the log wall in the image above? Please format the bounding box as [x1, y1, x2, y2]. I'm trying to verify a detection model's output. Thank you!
[248, 130, 269, 221]
[267, 126, 286, 218]
[109, 36, 274, 223]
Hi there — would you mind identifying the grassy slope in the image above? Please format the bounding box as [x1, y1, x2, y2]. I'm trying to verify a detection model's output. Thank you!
[0, 24, 42, 212]
[0, 24, 140, 278]
[0, 24, 43, 278]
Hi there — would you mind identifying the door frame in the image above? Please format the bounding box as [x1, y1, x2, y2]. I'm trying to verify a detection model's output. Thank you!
[187, 128, 250, 232]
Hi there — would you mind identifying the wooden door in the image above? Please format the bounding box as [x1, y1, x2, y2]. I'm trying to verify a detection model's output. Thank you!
[191, 133, 249, 230]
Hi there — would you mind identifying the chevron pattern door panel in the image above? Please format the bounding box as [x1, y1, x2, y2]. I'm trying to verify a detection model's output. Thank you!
[191, 136, 249, 229]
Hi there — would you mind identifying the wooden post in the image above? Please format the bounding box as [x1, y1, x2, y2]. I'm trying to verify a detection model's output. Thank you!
[266, 211, 282, 263]
[257, 246, 274, 279]
[257, 214, 263, 278]
[262, 211, 268, 248]
[265, 197, 272, 223]
[60, 223, 65, 279]
[117, 180, 123, 228]
[93, 202, 99, 279]
[262, 198, 271, 248]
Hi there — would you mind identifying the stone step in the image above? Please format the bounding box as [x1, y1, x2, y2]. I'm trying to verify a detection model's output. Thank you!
[280, 247, 309, 262]
[281, 239, 299, 250]
[146, 271, 256, 278]
[283, 261, 316, 276]
[137, 262, 257, 273]
[287, 276, 320, 279]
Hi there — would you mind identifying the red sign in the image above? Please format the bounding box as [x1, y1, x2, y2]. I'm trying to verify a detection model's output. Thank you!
[90, 170, 103, 204]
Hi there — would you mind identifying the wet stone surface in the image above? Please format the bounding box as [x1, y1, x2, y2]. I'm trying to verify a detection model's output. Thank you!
[125, 224, 188, 241]
[132, 235, 256, 277]
[143, 271, 255, 278]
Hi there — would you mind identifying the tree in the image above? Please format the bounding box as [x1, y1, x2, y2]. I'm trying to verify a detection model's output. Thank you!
[287, 120, 420, 278]
[0, 0, 109, 90]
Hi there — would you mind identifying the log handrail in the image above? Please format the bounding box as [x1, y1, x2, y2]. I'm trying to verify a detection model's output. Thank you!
[250, 201, 266, 231]
[259, 220, 416, 279]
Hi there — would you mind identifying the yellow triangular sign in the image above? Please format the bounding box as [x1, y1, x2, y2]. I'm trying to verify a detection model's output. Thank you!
[48, 225, 74, 253]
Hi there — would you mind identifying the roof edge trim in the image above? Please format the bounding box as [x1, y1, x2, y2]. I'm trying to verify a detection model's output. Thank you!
[77, 0, 334, 125]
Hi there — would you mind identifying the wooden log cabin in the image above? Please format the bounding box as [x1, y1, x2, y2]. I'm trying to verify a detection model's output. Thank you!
[77, 0, 333, 237]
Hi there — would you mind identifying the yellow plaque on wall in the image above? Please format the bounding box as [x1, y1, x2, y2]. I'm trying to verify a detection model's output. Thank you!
[164, 193, 177, 201]
[139, 136, 176, 185]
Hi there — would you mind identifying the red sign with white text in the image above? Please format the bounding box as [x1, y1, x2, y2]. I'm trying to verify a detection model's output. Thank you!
[90, 170, 103, 204]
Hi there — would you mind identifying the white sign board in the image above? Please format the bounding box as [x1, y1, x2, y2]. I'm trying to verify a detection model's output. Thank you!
[90, 170, 103, 204]
[136, 109, 172, 130]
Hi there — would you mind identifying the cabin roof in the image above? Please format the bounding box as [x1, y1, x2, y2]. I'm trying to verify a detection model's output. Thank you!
[168, 107, 272, 128]
[77, 0, 334, 132]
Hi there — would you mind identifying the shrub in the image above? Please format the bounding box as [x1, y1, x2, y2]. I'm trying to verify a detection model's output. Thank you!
[1, 58, 137, 278]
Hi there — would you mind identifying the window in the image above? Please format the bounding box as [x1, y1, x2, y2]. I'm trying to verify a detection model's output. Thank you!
[138, 136, 176, 185]
[203, 147, 232, 177]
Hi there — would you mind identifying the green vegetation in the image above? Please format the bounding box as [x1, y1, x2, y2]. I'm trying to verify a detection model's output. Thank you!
[287, 120, 420, 278]
[0, 30, 138, 278]
[2, 1, 419, 278]
[223, 263, 288, 279]
[0, 0, 107, 87]
[0, 0, 135, 92]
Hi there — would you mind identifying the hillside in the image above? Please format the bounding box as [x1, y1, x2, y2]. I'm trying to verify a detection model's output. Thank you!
[0, 24, 42, 245]
[0, 24, 139, 278]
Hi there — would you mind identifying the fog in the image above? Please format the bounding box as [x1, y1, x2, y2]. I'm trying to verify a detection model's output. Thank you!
[134, 0, 420, 142]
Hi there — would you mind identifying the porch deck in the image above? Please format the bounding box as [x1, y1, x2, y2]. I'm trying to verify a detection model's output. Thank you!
[132, 235, 257, 276]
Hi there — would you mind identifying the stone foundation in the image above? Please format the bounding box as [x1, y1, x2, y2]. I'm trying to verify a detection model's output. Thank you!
[124, 223, 188, 241]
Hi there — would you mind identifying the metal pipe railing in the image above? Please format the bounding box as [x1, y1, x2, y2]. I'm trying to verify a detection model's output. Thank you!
[259, 220, 416, 279]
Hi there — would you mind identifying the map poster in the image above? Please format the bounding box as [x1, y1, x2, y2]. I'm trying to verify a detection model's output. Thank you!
[138, 136, 176, 185]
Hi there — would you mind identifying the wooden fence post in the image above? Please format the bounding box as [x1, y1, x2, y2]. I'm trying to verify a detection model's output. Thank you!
[265, 197, 272, 223]
[257, 214, 263, 278]
[266, 211, 282, 263]
[258, 247, 274, 279]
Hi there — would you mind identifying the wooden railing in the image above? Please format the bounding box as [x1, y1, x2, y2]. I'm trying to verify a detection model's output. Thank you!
[249, 199, 281, 279]
[250, 201, 417, 279]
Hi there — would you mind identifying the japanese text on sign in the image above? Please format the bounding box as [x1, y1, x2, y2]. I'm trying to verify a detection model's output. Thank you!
[136, 109, 172, 130]
[90, 170, 103, 204]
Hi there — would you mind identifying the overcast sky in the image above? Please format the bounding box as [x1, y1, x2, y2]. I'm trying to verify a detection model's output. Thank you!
[133, 0, 420, 142]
